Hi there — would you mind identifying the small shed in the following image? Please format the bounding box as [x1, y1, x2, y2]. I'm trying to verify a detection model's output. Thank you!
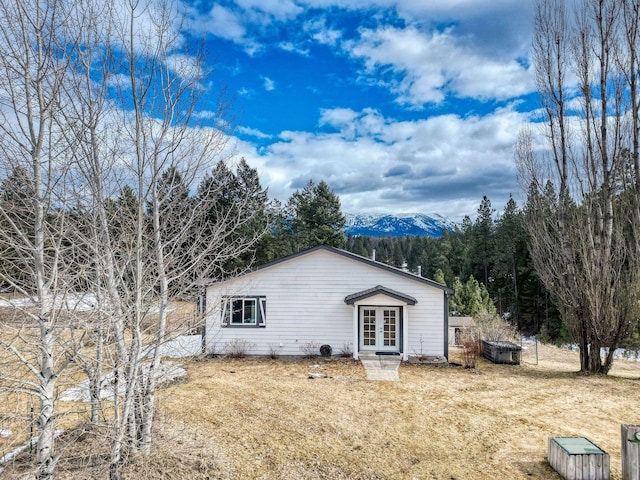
[481, 340, 522, 365]
[448, 316, 476, 346]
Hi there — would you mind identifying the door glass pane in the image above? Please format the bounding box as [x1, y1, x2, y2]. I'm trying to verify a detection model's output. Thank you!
[363, 309, 376, 346]
[383, 309, 397, 346]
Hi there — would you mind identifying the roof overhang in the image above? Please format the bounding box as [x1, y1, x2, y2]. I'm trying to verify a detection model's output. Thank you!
[344, 285, 417, 305]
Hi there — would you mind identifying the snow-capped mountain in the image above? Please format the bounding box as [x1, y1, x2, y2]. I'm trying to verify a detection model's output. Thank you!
[344, 213, 456, 238]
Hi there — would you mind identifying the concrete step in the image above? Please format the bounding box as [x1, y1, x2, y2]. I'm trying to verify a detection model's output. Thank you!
[359, 352, 401, 381]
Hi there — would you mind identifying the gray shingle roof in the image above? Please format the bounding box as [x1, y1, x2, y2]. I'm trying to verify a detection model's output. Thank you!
[344, 285, 418, 305]
[448, 316, 476, 328]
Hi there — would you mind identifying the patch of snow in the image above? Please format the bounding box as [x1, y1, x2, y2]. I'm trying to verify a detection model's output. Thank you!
[0, 429, 63, 471]
[608, 347, 640, 361]
[60, 374, 118, 402]
[154, 334, 203, 358]
[60, 361, 186, 403]
[0, 293, 176, 314]
[539, 341, 640, 362]
[0, 429, 11, 437]
[0, 293, 98, 311]
[145, 304, 177, 315]
[0, 297, 35, 308]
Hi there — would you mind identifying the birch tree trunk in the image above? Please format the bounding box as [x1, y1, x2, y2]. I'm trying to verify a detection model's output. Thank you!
[0, 0, 78, 476]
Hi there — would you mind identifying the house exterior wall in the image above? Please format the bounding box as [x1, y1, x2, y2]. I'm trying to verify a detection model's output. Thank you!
[204, 248, 446, 358]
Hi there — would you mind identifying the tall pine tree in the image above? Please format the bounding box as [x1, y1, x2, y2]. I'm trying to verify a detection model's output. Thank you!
[197, 159, 270, 276]
[470, 196, 495, 288]
[287, 180, 346, 250]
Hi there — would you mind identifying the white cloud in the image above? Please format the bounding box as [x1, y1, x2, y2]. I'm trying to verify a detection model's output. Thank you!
[279, 41, 310, 55]
[107, 73, 132, 91]
[231, 106, 527, 221]
[188, 0, 302, 54]
[304, 17, 342, 46]
[165, 53, 202, 81]
[235, 0, 303, 23]
[205, 4, 246, 43]
[263, 76, 276, 91]
[237, 126, 272, 139]
[299, 0, 533, 58]
[186, 3, 259, 55]
[319, 107, 359, 131]
[107, 0, 188, 56]
[345, 26, 533, 106]
[184, 0, 534, 84]
[194, 110, 221, 120]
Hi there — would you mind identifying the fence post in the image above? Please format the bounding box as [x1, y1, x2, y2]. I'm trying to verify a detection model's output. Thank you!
[622, 424, 640, 480]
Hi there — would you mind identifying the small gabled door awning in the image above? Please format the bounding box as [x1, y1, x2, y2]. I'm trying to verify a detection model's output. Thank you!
[344, 285, 417, 305]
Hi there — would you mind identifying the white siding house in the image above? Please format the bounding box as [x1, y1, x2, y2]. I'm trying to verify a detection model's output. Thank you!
[203, 246, 454, 361]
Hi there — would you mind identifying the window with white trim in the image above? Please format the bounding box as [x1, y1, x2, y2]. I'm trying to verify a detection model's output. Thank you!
[221, 296, 266, 327]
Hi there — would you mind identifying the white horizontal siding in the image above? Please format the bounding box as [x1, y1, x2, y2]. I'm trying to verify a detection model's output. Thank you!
[205, 249, 445, 357]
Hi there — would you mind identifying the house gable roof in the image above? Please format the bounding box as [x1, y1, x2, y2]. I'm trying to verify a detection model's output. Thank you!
[344, 285, 418, 305]
[448, 316, 476, 328]
[205, 245, 454, 294]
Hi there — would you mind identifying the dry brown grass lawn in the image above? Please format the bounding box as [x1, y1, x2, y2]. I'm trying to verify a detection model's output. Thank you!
[1, 340, 638, 479]
[157, 344, 639, 480]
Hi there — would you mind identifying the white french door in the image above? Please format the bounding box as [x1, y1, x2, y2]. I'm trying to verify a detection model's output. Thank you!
[359, 306, 400, 352]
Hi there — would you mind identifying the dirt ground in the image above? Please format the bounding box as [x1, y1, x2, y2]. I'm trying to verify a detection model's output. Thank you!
[1, 341, 638, 479]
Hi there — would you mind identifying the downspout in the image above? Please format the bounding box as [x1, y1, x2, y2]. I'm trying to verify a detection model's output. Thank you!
[352, 304, 359, 360]
[402, 305, 409, 361]
[444, 292, 449, 361]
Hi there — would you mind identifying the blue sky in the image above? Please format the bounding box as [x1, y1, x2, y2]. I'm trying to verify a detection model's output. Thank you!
[183, 0, 538, 221]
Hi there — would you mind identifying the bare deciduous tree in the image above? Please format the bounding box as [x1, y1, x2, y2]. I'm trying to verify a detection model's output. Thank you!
[0, 0, 81, 477]
[0, 0, 269, 478]
[518, 0, 640, 374]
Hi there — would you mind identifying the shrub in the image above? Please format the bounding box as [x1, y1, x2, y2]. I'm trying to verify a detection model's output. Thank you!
[412, 334, 428, 360]
[267, 343, 283, 359]
[460, 329, 481, 369]
[223, 339, 255, 358]
[339, 342, 353, 357]
[475, 310, 517, 342]
[299, 341, 320, 358]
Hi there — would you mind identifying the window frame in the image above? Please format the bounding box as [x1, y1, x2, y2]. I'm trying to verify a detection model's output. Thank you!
[221, 296, 266, 328]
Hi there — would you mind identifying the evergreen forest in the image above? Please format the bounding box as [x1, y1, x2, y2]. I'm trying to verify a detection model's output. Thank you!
[1, 155, 632, 347]
[4, 152, 563, 342]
